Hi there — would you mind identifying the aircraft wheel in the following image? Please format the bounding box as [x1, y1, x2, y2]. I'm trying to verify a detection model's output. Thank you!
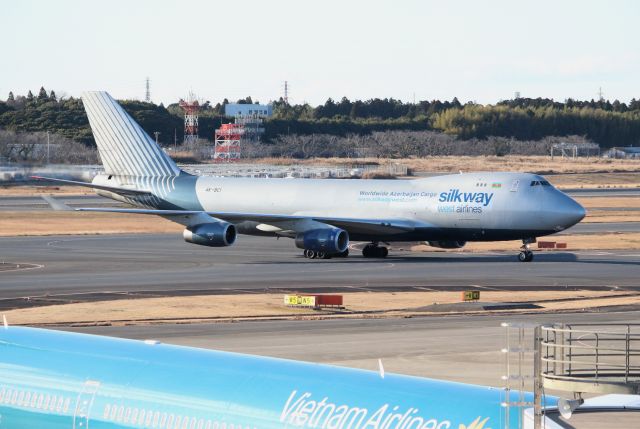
[363, 244, 388, 258]
[362, 244, 375, 258]
[518, 251, 533, 262]
[316, 251, 327, 259]
[335, 249, 349, 258]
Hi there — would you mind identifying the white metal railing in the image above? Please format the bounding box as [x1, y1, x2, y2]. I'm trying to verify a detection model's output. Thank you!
[532, 324, 640, 428]
[502, 323, 640, 429]
[539, 324, 640, 389]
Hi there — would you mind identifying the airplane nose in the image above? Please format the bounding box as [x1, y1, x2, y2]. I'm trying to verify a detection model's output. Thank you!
[565, 197, 586, 226]
[550, 193, 586, 230]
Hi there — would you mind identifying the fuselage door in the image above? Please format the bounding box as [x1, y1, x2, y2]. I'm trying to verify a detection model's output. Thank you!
[510, 179, 520, 192]
[73, 380, 101, 429]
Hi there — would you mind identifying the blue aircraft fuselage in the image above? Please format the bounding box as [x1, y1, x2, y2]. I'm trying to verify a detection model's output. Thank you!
[0, 327, 540, 429]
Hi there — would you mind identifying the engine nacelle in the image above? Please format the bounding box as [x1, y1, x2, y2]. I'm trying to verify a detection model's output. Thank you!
[427, 240, 467, 249]
[183, 222, 237, 247]
[295, 228, 349, 254]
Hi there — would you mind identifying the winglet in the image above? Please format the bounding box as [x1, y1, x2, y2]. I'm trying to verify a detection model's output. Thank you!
[41, 195, 73, 211]
[3, 314, 8, 329]
[378, 358, 385, 379]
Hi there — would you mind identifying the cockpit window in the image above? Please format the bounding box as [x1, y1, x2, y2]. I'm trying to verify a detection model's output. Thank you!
[531, 180, 552, 187]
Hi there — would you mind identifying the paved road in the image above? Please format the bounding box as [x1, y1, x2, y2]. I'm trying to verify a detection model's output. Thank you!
[0, 195, 123, 211]
[0, 234, 639, 307]
[562, 221, 640, 234]
[57, 305, 640, 428]
[565, 188, 640, 197]
[63, 311, 640, 386]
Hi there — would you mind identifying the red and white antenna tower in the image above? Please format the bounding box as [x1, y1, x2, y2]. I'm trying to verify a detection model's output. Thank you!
[214, 123, 243, 162]
[179, 92, 199, 145]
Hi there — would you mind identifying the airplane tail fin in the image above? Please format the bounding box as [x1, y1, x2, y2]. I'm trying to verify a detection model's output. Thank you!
[82, 91, 181, 178]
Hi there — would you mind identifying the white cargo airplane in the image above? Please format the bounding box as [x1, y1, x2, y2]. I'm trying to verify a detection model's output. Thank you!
[38, 91, 585, 261]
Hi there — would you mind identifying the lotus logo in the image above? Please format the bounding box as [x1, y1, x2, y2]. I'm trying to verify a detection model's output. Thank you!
[459, 417, 490, 429]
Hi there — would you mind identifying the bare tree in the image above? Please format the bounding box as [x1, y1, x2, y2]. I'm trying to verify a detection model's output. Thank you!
[0, 130, 98, 165]
[263, 131, 596, 159]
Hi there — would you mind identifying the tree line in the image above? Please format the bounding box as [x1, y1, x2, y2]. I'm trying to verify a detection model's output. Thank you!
[263, 132, 591, 159]
[1, 88, 640, 151]
[0, 129, 97, 164]
[267, 96, 640, 147]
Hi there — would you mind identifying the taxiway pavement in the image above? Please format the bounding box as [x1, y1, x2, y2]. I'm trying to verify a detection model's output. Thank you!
[0, 195, 124, 211]
[64, 311, 640, 386]
[0, 234, 639, 307]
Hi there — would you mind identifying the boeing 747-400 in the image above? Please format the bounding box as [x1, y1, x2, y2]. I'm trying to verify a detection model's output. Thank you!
[38, 92, 585, 261]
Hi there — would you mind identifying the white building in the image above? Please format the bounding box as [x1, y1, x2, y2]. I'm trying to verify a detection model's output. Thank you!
[603, 147, 640, 159]
[225, 103, 272, 117]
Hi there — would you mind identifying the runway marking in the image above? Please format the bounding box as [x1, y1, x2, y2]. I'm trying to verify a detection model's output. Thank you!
[275, 262, 397, 275]
[0, 263, 44, 273]
[468, 284, 501, 291]
[574, 251, 614, 256]
[339, 286, 378, 292]
[47, 236, 136, 246]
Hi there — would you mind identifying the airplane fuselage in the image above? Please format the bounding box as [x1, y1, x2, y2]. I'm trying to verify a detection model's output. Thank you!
[97, 171, 585, 243]
[0, 326, 538, 429]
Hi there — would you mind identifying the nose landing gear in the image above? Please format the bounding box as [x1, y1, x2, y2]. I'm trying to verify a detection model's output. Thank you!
[362, 243, 389, 258]
[518, 250, 533, 262]
[518, 238, 535, 262]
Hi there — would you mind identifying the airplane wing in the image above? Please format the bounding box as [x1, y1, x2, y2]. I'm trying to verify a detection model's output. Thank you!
[77, 208, 420, 235]
[32, 176, 152, 196]
[41, 197, 422, 235]
[209, 212, 420, 235]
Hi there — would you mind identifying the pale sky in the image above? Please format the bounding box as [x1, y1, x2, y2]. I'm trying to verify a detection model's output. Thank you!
[3, 0, 639, 106]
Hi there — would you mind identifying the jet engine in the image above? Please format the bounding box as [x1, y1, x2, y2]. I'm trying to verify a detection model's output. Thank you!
[183, 222, 237, 247]
[295, 228, 349, 254]
[427, 241, 467, 249]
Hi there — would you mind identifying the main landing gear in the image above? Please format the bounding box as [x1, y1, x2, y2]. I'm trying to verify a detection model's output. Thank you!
[362, 243, 388, 258]
[303, 249, 349, 259]
[518, 238, 535, 262]
[303, 249, 330, 259]
[302, 243, 389, 260]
